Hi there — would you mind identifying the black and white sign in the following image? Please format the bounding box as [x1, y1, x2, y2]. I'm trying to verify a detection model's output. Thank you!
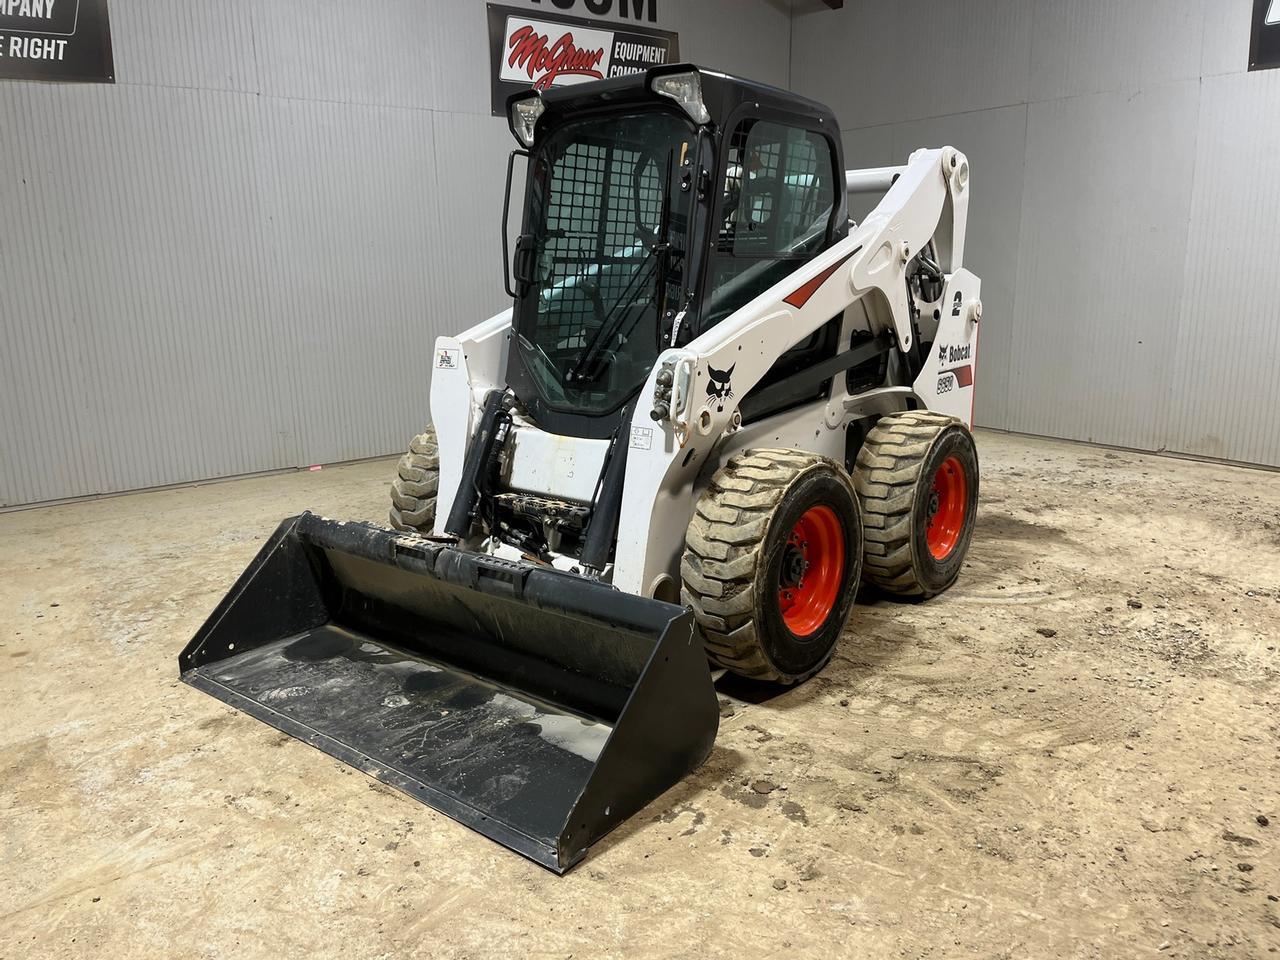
[0, 0, 113, 82]
[529, 0, 658, 22]
[1250, 0, 1280, 71]
[487, 3, 678, 116]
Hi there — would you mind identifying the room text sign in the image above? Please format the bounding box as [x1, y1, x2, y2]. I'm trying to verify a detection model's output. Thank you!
[1250, 0, 1280, 71]
[0, 0, 114, 82]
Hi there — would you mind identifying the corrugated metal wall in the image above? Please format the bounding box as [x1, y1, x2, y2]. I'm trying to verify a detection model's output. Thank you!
[11, 0, 1270, 506]
[0, 0, 794, 507]
[793, 0, 1280, 467]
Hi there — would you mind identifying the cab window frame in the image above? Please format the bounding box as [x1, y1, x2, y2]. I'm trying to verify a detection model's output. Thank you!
[692, 107, 843, 339]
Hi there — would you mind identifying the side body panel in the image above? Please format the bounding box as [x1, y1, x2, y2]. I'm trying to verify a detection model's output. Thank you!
[913, 269, 982, 426]
[430, 310, 511, 535]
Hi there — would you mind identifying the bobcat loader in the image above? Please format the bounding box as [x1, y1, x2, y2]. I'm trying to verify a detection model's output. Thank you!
[180, 65, 983, 873]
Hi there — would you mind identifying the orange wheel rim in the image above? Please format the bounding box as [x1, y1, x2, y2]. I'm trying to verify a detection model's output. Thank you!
[926, 456, 967, 560]
[777, 504, 845, 637]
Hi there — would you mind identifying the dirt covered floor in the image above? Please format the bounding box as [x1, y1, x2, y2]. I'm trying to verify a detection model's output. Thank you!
[1, 430, 1278, 959]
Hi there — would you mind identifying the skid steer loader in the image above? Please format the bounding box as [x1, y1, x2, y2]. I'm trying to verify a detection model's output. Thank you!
[180, 65, 983, 873]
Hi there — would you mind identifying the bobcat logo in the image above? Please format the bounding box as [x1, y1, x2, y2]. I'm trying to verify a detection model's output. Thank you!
[705, 364, 735, 413]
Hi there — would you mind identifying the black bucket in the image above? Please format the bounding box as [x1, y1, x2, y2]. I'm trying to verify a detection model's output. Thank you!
[179, 513, 718, 873]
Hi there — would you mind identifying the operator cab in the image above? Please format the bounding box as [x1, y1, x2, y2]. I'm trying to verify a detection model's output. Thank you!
[502, 65, 849, 440]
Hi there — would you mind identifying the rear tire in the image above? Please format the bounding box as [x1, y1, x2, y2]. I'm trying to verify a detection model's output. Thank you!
[389, 427, 439, 534]
[681, 449, 863, 684]
[854, 411, 979, 599]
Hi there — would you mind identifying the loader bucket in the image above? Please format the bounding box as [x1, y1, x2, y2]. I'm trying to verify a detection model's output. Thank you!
[179, 513, 718, 873]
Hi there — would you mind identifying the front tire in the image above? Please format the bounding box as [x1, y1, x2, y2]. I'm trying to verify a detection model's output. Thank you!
[854, 411, 979, 598]
[681, 449, 864, 684]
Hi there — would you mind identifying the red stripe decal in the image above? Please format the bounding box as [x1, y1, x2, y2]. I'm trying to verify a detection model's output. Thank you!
[943, 365, 974, 388]
[783, 248, 858, 309]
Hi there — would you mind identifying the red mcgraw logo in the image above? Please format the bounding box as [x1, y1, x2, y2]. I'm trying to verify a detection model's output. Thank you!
[507, 25, 606, 89]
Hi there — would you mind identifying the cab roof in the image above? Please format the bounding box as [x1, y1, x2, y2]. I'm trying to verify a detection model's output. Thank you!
[508, 63, 840, 145]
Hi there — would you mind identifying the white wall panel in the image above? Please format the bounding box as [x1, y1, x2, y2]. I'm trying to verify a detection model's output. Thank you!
[668, 0, 792, 89]
[1200, 0, 1258, 78]
[429, 0, 510, 118]
[427, 111, 518, 334]
[1028, 0, 1203, 102]
[792, 0, 1033, 129]
[840, 124, 895, 223]
[1009, 82, 1199, 449]
[0, 0, 800, 506]
[1164, 70, 1280, 466]
[255, 97, 444, 468]
[797, 0, 1280, 466]
[0, 84, 289, 505]
[109, 0, 259, 93]
[250, 1, 445, 110]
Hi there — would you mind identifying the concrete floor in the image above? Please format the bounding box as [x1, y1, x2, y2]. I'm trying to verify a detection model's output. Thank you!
[1, 430, 1278, 959]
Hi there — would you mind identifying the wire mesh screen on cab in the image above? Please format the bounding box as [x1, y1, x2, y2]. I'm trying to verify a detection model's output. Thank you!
[539, 138, 662, 349]
[518, 111, 691, 415]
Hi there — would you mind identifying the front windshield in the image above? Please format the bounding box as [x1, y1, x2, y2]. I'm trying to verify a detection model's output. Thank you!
[515, 110, 695, 415]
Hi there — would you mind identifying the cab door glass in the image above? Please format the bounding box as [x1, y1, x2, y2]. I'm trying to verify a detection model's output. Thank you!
[704, 120, 836, 330]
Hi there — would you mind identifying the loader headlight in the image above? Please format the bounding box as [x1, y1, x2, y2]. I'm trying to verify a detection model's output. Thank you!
[651, 70, 710, 125]
[509, 94, 545, 148]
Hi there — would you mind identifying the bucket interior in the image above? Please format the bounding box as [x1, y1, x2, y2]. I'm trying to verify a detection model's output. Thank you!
[191, 623, 613, 852]
[180, 516, 715, 871]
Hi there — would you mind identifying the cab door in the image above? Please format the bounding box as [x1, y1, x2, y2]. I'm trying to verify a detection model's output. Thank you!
[696, 113, 846, 423]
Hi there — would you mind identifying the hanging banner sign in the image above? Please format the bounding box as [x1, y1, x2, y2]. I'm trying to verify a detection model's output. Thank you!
[1251, 0, 1280, 71]
[487, 3, 678, 116]
[0, 0, 114, 83]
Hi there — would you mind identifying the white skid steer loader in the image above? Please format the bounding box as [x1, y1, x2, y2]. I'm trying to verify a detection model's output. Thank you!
[180, 66, 983, 873]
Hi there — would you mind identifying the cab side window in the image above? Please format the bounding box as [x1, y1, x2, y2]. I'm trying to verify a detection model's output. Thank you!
[703, 120, 836, 329]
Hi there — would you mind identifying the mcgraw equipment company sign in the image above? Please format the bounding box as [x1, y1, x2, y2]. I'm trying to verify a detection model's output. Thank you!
[0, 0, 113, 82]
[486, 3, 678, 115]
[1250, 0, 1280, 70]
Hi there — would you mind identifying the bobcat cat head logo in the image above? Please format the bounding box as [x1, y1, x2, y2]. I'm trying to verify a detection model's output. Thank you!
[705, 364, 735, 413]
